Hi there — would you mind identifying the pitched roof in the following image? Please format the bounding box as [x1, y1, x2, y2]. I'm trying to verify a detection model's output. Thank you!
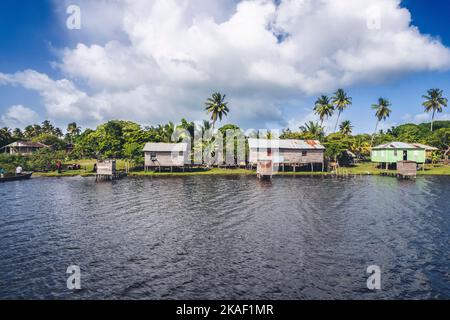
[410, 143, 439, 151]
[143, 142, 188, 152]
[372, 142, 424, 150]
[4, 141, 48, 148]
[248, 139, 325, 150]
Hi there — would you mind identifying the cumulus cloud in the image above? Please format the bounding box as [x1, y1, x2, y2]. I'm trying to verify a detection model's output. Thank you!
[0, 105, 40, 128]
[2, 0, 450, 129]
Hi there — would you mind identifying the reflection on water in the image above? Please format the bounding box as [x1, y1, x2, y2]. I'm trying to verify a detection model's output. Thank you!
[0, 175, 449, 299]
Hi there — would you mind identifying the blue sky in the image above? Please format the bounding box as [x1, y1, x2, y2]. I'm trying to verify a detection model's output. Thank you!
[1, 0, 450, 133]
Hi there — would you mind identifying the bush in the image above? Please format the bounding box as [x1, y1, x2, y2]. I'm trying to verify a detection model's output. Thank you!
[28, 149, 66, 172]
[0, 153, 29, 172]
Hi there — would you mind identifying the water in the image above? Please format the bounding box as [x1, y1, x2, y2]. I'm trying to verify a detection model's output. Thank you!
[0, 175, 449, 299]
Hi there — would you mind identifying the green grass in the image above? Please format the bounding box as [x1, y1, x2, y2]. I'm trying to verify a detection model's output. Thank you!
[417, 164, 450, 175]
[33, 159, 129, 177]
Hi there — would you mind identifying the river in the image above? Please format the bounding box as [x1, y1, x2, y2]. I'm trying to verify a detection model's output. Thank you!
[0, 175, 449, 299]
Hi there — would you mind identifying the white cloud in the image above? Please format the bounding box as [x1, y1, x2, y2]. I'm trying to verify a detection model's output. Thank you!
[2, 0, 450, 129]
[0, 105, 40, 128]
[414, 113, 431, 123]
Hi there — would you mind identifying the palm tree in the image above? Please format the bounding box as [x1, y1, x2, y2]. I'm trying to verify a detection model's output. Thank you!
[350, 139, 371, 158]
[313, 95, 334, 128]
[23, 125, 34, 139]
[265, 130, 274, 140]
[205, 92, 229, 128]
[331, 89, 352, 132]
[422, 88, 448, 132]
[299, 121, 324, 138]
[12, 128, 24, 140]
[66, 122, 81, 144]
[41, 120, 54, 134]
[371, 98, 392, 146]
[339, 120, 353, 135]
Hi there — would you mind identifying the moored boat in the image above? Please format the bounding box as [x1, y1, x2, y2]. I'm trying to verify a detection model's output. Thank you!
[0, 172, 33, 183]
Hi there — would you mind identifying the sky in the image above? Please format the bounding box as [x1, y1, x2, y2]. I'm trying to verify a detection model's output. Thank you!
[1, 0, 450, 134]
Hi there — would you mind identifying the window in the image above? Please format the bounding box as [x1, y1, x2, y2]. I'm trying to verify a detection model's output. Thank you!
[267, 149, 272, 156]
[150, 152, 157, 161]
[394, 150, 397, 156]
[302, 151, 307, 156]
[179, 151, 183, 157]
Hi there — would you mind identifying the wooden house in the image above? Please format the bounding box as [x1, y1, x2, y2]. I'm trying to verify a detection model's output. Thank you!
[248, 138, 325, 172]
[371, 142, 426, 168]
[1, 141, 48, 155]
[143, 142, 189, 171]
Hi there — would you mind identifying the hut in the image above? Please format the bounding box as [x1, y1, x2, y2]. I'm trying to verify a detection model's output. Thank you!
[248, 139, 325, 172]
[371, 142, 426, 169]
[397, 160, 417, 178]
[257, 160, 273, 180]
[96, 159, 116, 175]
[96, 159, 118, 181]
[1, 141, 48, 155]
[143, 142, 189, 171]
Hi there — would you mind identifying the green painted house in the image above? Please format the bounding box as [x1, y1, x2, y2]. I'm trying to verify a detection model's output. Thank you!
[371, 142, 426, 164]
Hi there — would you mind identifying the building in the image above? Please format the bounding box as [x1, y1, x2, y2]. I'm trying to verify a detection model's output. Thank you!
[371, 142, 426, 166]
[410, 143, 438, 161]
[143, 142, 189, 171]
[1, 141, 48, 155]
[248, 138, 325, 171]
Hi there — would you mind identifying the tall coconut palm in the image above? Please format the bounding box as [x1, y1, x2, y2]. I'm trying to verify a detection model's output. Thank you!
[332, 89, 352, 132]
[371, 98, 392, 146]
[339, 120, 353, 135]
[205, 92, 229, 128]
[66, 122, 81, 144]
[313, 95, 334, 128]
[422, 88, 448, 132]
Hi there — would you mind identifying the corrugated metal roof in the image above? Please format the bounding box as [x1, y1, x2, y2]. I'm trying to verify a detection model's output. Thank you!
[411, 143, 438, 151]
[248, 139, 325, 150]
[372, 142, 424, 150]
[143, 142, 188, 152]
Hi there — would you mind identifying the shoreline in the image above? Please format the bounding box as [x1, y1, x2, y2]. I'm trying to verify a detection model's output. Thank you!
[32, 166, 450, 178]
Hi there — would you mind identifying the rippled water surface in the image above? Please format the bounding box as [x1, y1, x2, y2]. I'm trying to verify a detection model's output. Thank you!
[0, 175, 449, 299]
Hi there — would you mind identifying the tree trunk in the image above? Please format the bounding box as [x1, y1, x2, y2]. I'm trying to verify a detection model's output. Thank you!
[431, 110, 435, 132]
[444, 146, 450, 164]
[371, 120, 379, 147]
[334, 111, 342, 133]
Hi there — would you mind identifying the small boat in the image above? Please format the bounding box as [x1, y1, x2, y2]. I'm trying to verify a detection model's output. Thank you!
[0, 172, 33, 183]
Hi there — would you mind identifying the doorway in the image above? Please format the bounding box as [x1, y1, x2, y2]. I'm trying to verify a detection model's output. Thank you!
[403, 150, 407, 161]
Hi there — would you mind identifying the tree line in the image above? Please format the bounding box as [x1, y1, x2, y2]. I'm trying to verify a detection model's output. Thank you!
[1, 91, 450, 171]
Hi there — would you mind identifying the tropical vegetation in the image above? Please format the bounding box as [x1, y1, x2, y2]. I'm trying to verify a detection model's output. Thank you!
[1, 90, 450, 174]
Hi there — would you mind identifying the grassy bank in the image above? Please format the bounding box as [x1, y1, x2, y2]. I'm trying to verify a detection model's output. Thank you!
[32, 161, 450, 177]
